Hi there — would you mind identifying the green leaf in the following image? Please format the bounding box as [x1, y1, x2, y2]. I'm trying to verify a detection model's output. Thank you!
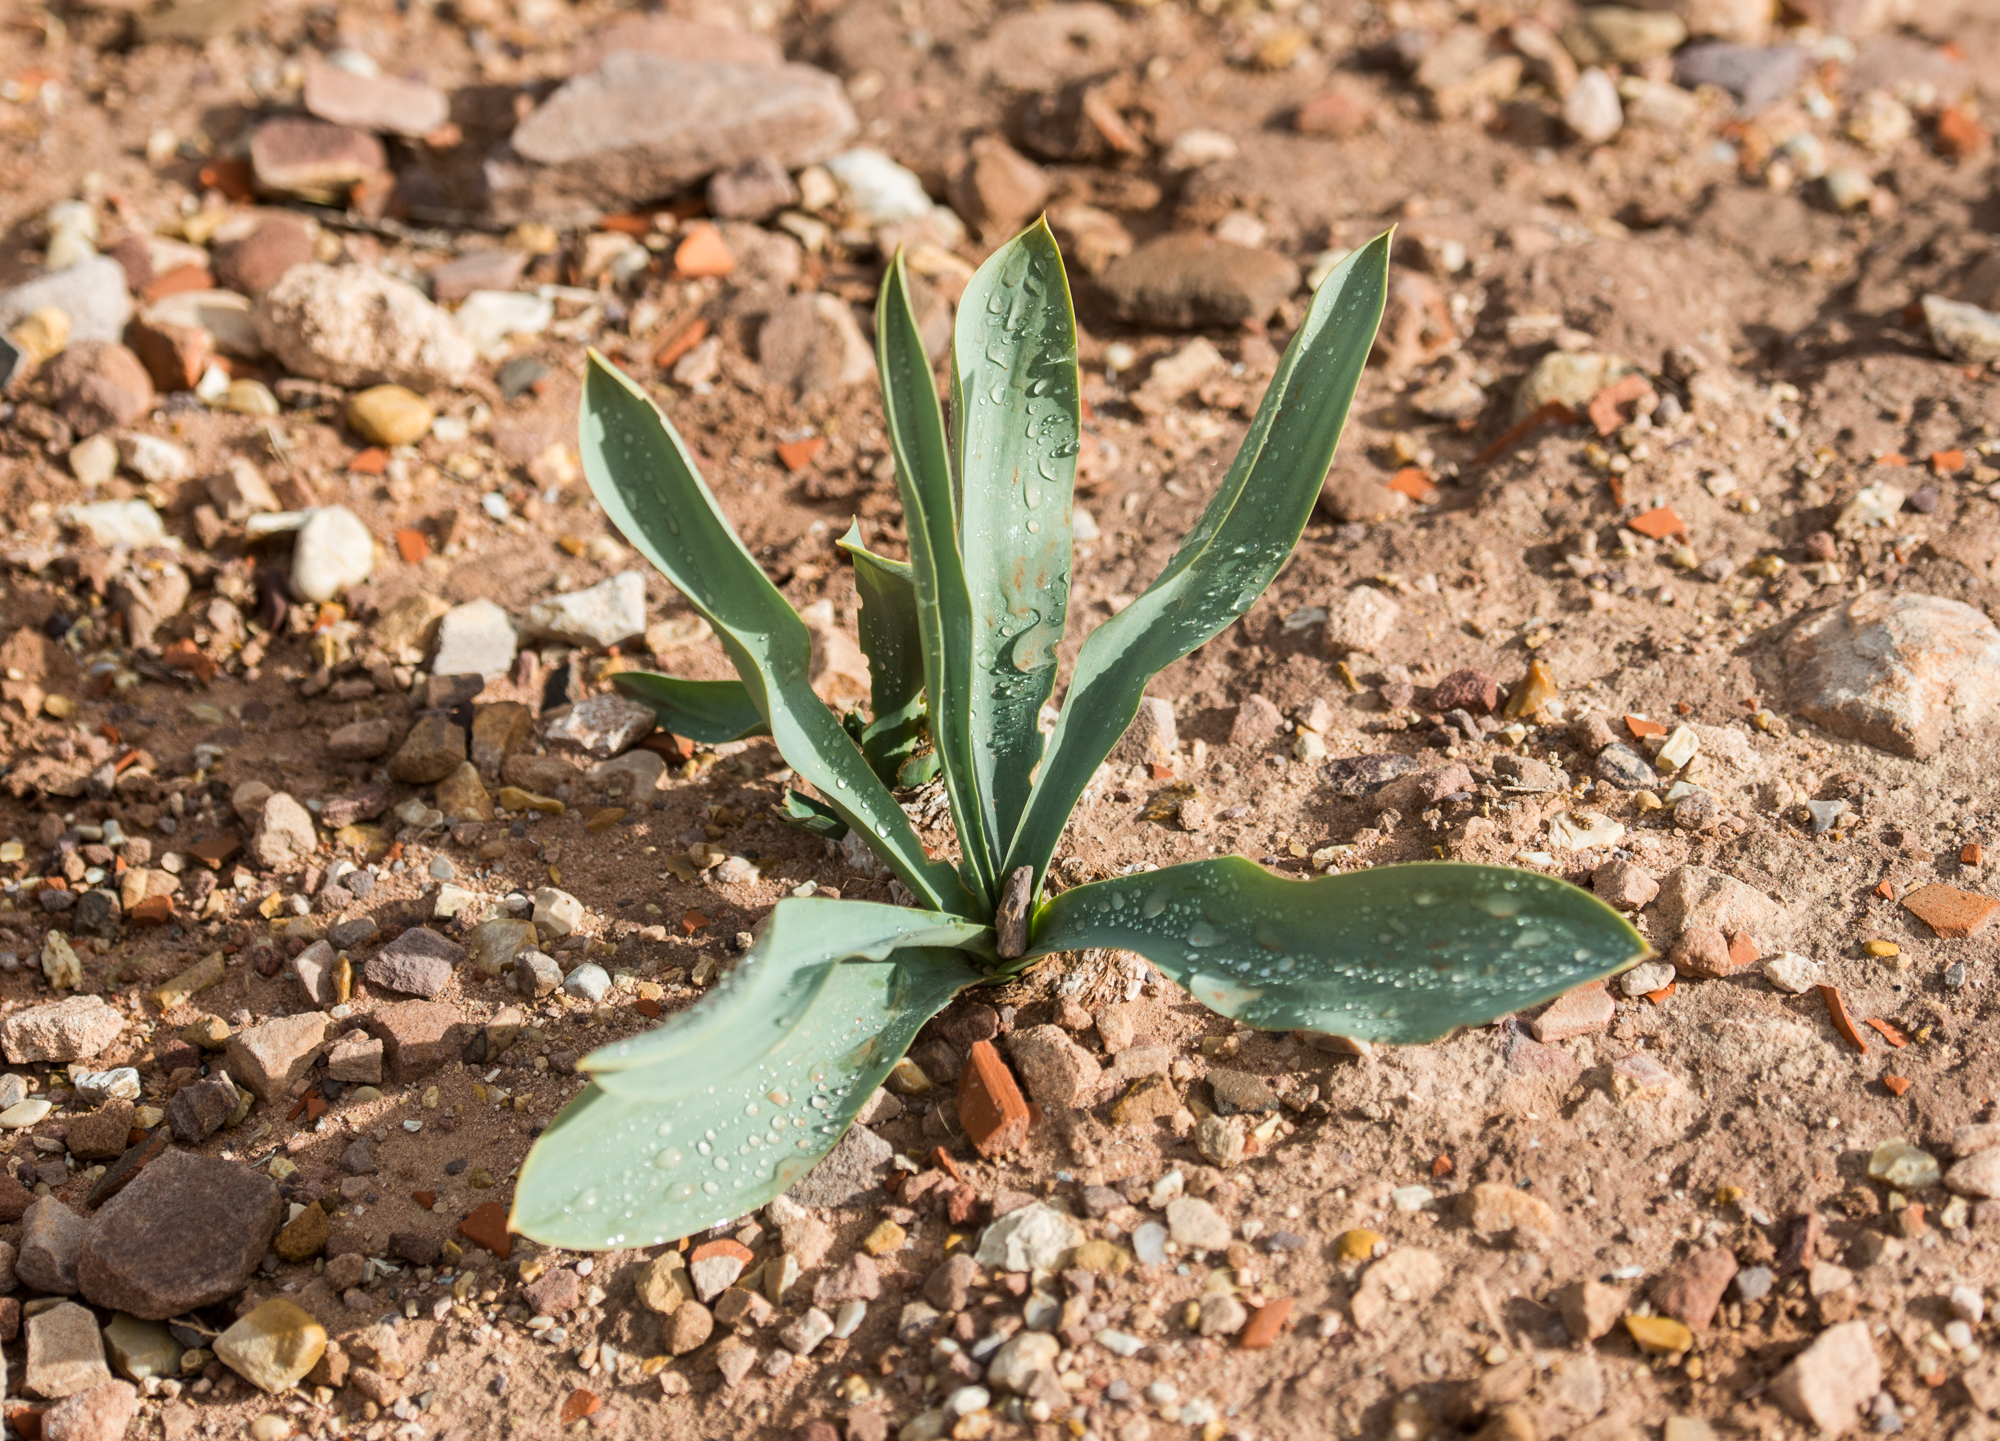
[588, 896, 991, 1091]
[1024, 858, 1644, 1044]
[611, 671, 769, 745]
[777, 789, 847, 840]
[578, 353, 969, 915]
[951, 220, 1081, 854]
[877, 257, 995, 910]
[837, 523, 934, 789]
[1001, 233, 1392, 893]
[511, 902, 987, 1249]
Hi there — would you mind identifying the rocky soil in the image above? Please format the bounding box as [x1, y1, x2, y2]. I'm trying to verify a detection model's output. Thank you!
[0, 0, 1997, 1437]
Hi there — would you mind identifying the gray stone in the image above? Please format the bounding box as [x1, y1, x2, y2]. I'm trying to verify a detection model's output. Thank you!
[1165, 1197, 1232, 1252]
[302, 58, 450, 139]
[79, 1150, 284, 1319]
[976, 1202, 1083, 1273]
[251, 791, 318, 871]
[1769, 1320, 1880, 1434]
[224, 1012, 329, 1103]
[1564, 66, 1623, 144]
[291, 940, 339, 1007]
[545, 693, 656, 757]
[166, 1072, 239, 1142]
[561, 963, 610, 1002]
[788, 1123, 893, 1209]
[0, 995, 123, 1064]
[519, 571, 647, 649]
[1323, 586, 1402, 655]
[1595, 742, 1655, 790]
[1784, 593, 2000, 760]
[1099, 233, 1299, 329]
[430, 599, 517, 681]
[516, 950, 563, 998]
[707, 155, 801, 221]
[487, 54, 858, 226]
[19, 1197, 87, 1294]
[0, 257, 132, 345]
[254, 263, 474, 391]
[1673, 43, 1808, 115]
[249, 119, 384, 197]
[364, 927, 463, 998]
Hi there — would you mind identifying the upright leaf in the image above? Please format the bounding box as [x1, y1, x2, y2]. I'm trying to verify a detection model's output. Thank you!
[951, 221, 1081, 853]
[612, 671, 769, 745]
[837, 523, 938, 789]
[512, 946, 983, 1251]
[877, 257, 995, 910]
[1024, 858, 1644, 1043]
[578, 354, 967, 914]
[1001, 233, 1392, 893]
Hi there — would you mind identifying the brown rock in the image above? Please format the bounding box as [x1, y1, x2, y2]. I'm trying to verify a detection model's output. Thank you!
[1318, 465, 1410, 524]
[275, 1203, 331, 1262]
[43, 1379, 138, 1441]
[166, 1071, 239, 1143]
[425, 250, 530, 303]
[1652, 1247, 1738, 1331]
[1227, 694, 1284, 748]
[1553, 1278, 1625, 1342]
[364, 927, 462, 999]
[249, 118, 386, 198]
[389, 714, 466, 785]
[455, 1201, 512, 1259]
[64, 1101, 136, 1162]
[958, 1039, 1030, 1157]
[434, 762, 493, 821]
[45, 343, 154, 436]
[1769, 1320, 1880, 1435]
[1430, 668, 1500, 713]
[127, 317, 211, 393]
[210, 214, 316, 296]
[1529, 981, 1614, 1041]
[1005, 1025, 1101, 1110]
[356, 1001, 468, 1081]
[1668, 925, 1737, 979]
[1295, 81, 1374, 137]
[949, 135, 1050, 244]
[666, 1301, 713, 1355]
[1592, 858, 1660, 910]
[78, 1150, 283, 1319]
[224, 1012, 329, 1102]
[1460, 1182, 1560, 1245]
[471, 702, 534, 778]
[327, 718, 400, 761]
[1783, 592, 2000, 760]
[302, 59, 449, 139]
[523, 1266, 582, 1316]
[20, 1198, 88, 1294]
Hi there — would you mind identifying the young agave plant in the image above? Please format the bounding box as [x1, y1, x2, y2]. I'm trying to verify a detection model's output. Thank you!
[511, 223, 1643, 1249]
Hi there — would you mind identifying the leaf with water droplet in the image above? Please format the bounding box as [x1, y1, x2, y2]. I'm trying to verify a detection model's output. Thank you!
[949, 219, 1080, 871]
[577, 353, 967, 913]
[1024, 858, 1643, 1044]
[610, 671, 768, 745]
[999, 233, 1392, 900]
[512, 943, 983, 1251]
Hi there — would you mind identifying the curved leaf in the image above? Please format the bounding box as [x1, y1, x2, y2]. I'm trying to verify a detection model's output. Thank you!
[578, 353, 969, 915]
[511, 944, 984, 1250]
[778, 789, 847, 839]
[878, 257, 995, 910]
[952, 220, 1081, 854]
[586, 896, 991, 1094]
[611, 671, 769, 745]
[1000, 234, 1392, 894]
[1024, 858, 1644, 1044]
[837, 523, 936, 789]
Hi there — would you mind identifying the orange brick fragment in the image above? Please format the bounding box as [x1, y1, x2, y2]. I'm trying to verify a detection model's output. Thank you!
[160, 640, 218, 683]
[1624, 714, 1667, 738]
[457, 1201, 514, 1259]
[1387, 467, 1437, 502]
[635, 998, 662, 1019]
[654, 317, 709, 369]
[1431, 1154, 1454, 1179]
[560, 1391, 601, 1424]
[1937, 105, 1991, 163]
[1901, 883, 1999, 938]
[1239, 1297, 1293, 1350]
[1645, 981, 1675, 1004]
[1965, 843, 1986, 866]
[199, 158, 253, 200]
[413, 1189, 437, 1210]
[1864, 1017, 1908, 1048]
[349, 448, 389, 476]
[1883, 1074, 1912, 1098]
[681, 909, 710, 935]
[1875, 451, 1907, 467]
[1627, 506, 1687, 540]
[598, 213, 655, 236]
[1874, 878, 1896, 900]
[691, 1237, 754, 1266]
[142, 264, 213, 303]
[395, 528, 430, 564]
[1726, 931, 1759, 970]
[1817, 983, 1868, 1055]
[1932, 450, 1967, 473]
[1588, 373, 1655, 437]
[777, 436, 825, 472]
[673, 223, 735, 278]
[958, 1039, 1030, 1157]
